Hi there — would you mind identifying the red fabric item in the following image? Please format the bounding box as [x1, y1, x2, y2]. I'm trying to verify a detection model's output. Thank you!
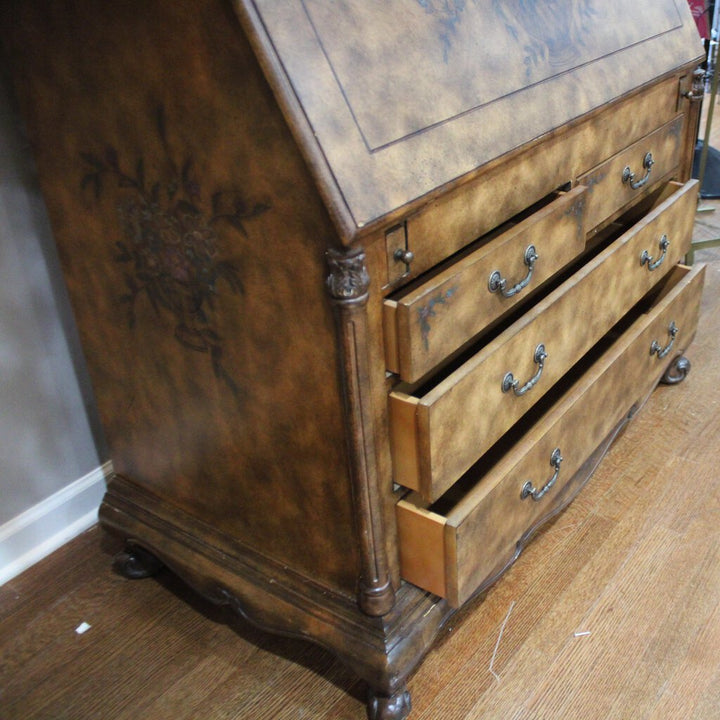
[688, 0, 710, 39]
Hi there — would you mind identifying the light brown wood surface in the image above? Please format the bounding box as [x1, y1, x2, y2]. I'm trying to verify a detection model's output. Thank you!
[385, 187, 587, 383]
[397, 264, 705, 607]
[394, 75, 684, 281]
[390, 180, 698, 501]
[2, 238, 719, 719]
[242, 1, 702, 230]
[578, 115, 684, 231]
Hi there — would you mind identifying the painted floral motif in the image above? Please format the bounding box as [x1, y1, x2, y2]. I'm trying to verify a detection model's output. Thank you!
[81, 106, 270, 400]
[418, 287, 457, 351]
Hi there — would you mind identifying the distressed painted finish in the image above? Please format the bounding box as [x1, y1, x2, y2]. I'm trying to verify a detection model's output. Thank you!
[1, 0, 359, 595]
[247, 0, 702, 231]
[389, 180, 698, 501]
[0, 1, 705, 718]
[80, 107, 271, 401]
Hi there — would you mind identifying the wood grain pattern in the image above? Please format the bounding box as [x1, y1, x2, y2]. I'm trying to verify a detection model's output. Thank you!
[241, 1, 703, 228]
[1, 0, 362, 596]
[0, 2, 708, 717]
[397, 264, 705, 606]
[403, 76, 682, 278]
[579, 115, 684, 231]
[326, 246, 395, 616]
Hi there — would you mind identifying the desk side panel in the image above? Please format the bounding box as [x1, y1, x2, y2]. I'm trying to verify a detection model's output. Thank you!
[1, 0, 361, 594]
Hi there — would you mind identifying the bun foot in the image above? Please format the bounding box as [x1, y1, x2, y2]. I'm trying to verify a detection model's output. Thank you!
[367, 685, 412, 720]
[660, 355, 691, 385]
[114, 545, 164, 579]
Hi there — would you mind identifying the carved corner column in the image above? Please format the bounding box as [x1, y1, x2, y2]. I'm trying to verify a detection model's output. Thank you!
[680, 65, 706, 182]
[326, 246, 395, 617]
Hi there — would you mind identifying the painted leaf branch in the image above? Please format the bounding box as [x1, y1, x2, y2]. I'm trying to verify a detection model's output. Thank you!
[80, 109, 270, 401]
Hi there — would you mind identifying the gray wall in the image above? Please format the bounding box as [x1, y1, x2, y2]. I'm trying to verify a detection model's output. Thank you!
[0, 71, 104, 525]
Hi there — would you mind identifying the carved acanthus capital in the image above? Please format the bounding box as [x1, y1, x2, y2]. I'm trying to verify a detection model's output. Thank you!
[326, 247, 370, 304]
[683, 66, 705, 102]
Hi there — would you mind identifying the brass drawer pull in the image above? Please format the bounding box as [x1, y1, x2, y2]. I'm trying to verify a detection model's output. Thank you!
[488, 245, 539, 297]
[683, 89, 704, 102]
[521, 448, 563, 501]
[502, 343, 547, 396]
[622, 151, 654, 190]
[650, 321, 678, 360]
[640, 234, 669, 271]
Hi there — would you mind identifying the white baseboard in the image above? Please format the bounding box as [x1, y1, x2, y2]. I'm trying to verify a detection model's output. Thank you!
[0, 461, 111, 586]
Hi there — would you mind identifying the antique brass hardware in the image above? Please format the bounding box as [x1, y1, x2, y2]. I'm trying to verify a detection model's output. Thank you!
[521, 448, 563, 501]
[502, 343, 547, 396]
[640, 234, 670, 271]
[650, 320, 678, 360]
[682, 68, 705, 103]
[682, 89, 704, 102]
[622, 152, 654, 190]
[488, 244, 539, 297]
[384, 223, 412, 286]
[394, 248, 415, 266]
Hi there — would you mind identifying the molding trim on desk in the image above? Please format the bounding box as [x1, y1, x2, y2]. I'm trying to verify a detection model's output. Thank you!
[0, 461, 111, 586]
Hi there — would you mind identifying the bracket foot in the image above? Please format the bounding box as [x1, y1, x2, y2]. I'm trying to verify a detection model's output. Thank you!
[367, 685, 412, 720]
[114, 545, 164, 579]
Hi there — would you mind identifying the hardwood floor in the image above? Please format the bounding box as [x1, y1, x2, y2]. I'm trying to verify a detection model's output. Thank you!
[3, 163, 720, 720]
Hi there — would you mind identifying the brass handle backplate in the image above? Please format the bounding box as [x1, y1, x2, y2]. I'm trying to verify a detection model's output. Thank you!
[488, 245, 539, 298]
[622, 152, 654, 190]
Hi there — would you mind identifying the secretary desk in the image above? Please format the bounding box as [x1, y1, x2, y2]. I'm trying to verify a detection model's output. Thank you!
[1, 1, 706, 717]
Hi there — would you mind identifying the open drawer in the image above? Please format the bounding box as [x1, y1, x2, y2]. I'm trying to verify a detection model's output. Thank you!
[384, 186, 587, 383]
[389, 179, 698, 502]
[396, 263, 705, 608]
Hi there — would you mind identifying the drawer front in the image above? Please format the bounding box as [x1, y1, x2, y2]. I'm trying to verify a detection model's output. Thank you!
[397, 263, 706, 607]
[384, 187, 587, 383]
[579, 116, 684, 233]
[399, 77, 682, 280]
[390, 180, 697, 501]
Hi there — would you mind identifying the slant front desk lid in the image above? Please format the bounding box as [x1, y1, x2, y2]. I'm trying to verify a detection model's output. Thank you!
[238, 0, 703, 236]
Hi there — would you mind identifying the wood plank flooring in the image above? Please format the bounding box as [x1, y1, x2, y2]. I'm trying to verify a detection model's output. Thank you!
[3, 155, 720, 720]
